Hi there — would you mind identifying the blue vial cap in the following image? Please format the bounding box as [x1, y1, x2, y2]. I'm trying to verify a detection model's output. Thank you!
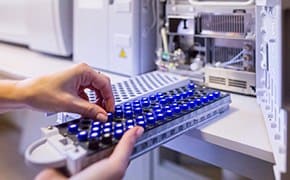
[114, 123, 123, 130]
[103, 128, 111, 134]
[92, 121, 101, 128]
[114, 129, 124, 140]
[126, 119, 135, 126]
[142, 97, 149, 102]
[173, 106, 181, 114]
[156, 92, 163, 97]
[146, 112, 154, 118]
[156, 113, 165, 122]
[174, 94, 182, 101]
[168, 96, 175, 104]
[68, 124, 78, 134]
[172, 103, 178, 108]
[125, 110, 133, 119]
[133, 103, 141, 108]
[160, 98, 167, 106]
[147, 116, 156, 125]
[157, 95, 164, 101]
[202, 96, 209, 104]
[195, 98, 202, 106]
[90, 132, 100, 139]
[189, 100, 196, 109]
[134, 107, 143, 115]
[124, 106, 132, 111]
[181, 103, 189, 111]
[136, 115, 145, 122]
[153, 105, 161, 110]
[136, 120, 146, 129]
[91, 126, 101, 133]
[103, 122, 112, 129]
[188, 82, 195, 89]
[181, 92, 188, 99]
[133, 100, 140, 105]
[107, 112, 113, 121]
[213, 91, 221, 98]
[77, 131, 88, 141]
[208, 93, 214, 101]
[142, 100, 150, 107]
[154, 108, 163, 113]
[115, 109, 123, 118]
[149, 95, 157, 101]
[165, 109, 173, 117]
[164, 105, 171, 111]
[124, 102, 132, 107]
[126, 125, 135, 131]
[115, 105, 122, 110]
[187, 90, 194, 96]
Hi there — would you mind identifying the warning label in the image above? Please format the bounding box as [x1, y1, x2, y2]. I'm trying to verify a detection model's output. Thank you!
[119, 48, 127, 58]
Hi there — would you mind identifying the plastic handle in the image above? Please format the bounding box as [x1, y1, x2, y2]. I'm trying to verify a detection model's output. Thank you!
[188, 0, 255, 6]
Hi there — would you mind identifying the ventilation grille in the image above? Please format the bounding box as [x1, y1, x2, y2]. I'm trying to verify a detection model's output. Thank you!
[214, 47, 243, 63]
[201, 14, 245, 34]
[209, 76, 226, 85]
[228, 79, 247, 89]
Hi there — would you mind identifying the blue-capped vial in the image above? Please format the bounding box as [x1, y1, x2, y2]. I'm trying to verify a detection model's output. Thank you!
[160, 98, 167, 106]
[147, 116, 156, 125]
[133, 100, 140, 105]
[136, 115, 145, 122]
[133, 103, 141, 108]
[181, 92, 188, 99]
[187, 90, 194, 97]
[92, 121, 101, 127]
[124, 106, 132, 111]
[102, 128, 111, 134]
[173, 106, 181, 114]
[188, 82, 195, 89]
[126, 119, 135, 126]
[124, 102, 132, 107]
[126, 125, 135, 131]
[114, 123, 123, 130]
[107, 112, 114, 121]
[68, 124, 78, 134]
[156, 113, 165, 122]
[146, 112, 154, 118]
[154, 108, 163, 114]
[142, 100, 150, 108]
[174, 94, 182, 101]
[77, 131, 88, 141]
[208, 93, 214, 101]
[213, 91, 221, 98]
[195, 98, 202, 106]
[172, 103, 178, 108]
[165, 109, 173, 117]
[90, 132, 100, 139]
[103, 122, 112, 129]
[156, 92, 163, 97]
[114, 129, 124, 140]
[115, 109, 123, 118]
[91, 126, 101, 133]
[181, 103, 189, 111]
[149, 95, 157, 101]
[153, 105, 161, 111]
[142, 97, 149, 102]
[115, 105, 122, 111]
[136, 120, 146, 129]
[134, 107, 143, 115]
[202, 96, 209, 104]
[157, 95, 164, 101]
[168, 96, 175, 104]
[189, 100, 196, 109]
[164, 105, 171, 111]
[125, 110, 133, 119]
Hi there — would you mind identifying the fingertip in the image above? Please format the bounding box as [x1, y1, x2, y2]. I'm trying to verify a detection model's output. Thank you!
[96, 113, 108, 122]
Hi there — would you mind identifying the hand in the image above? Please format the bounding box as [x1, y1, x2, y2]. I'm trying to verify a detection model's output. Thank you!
[35, 126, 144, 180]
[17, 63, 114, 121]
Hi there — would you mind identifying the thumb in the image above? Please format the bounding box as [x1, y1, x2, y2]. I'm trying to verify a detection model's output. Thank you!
[68, 96, 108, 122]
[109, 126, 144, 170]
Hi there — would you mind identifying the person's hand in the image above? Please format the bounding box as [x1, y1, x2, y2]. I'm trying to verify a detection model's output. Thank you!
[35, 126, 144, 180]
[17, 63, 114, 121]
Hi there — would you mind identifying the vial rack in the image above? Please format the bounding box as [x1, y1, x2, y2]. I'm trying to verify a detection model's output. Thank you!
[25, 79, 231, 175]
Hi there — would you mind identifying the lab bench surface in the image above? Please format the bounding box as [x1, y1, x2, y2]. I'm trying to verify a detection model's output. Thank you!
[0, 42, 274, 179]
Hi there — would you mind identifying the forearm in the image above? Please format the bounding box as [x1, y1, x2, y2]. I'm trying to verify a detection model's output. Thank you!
[0, 80, 27, 113]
